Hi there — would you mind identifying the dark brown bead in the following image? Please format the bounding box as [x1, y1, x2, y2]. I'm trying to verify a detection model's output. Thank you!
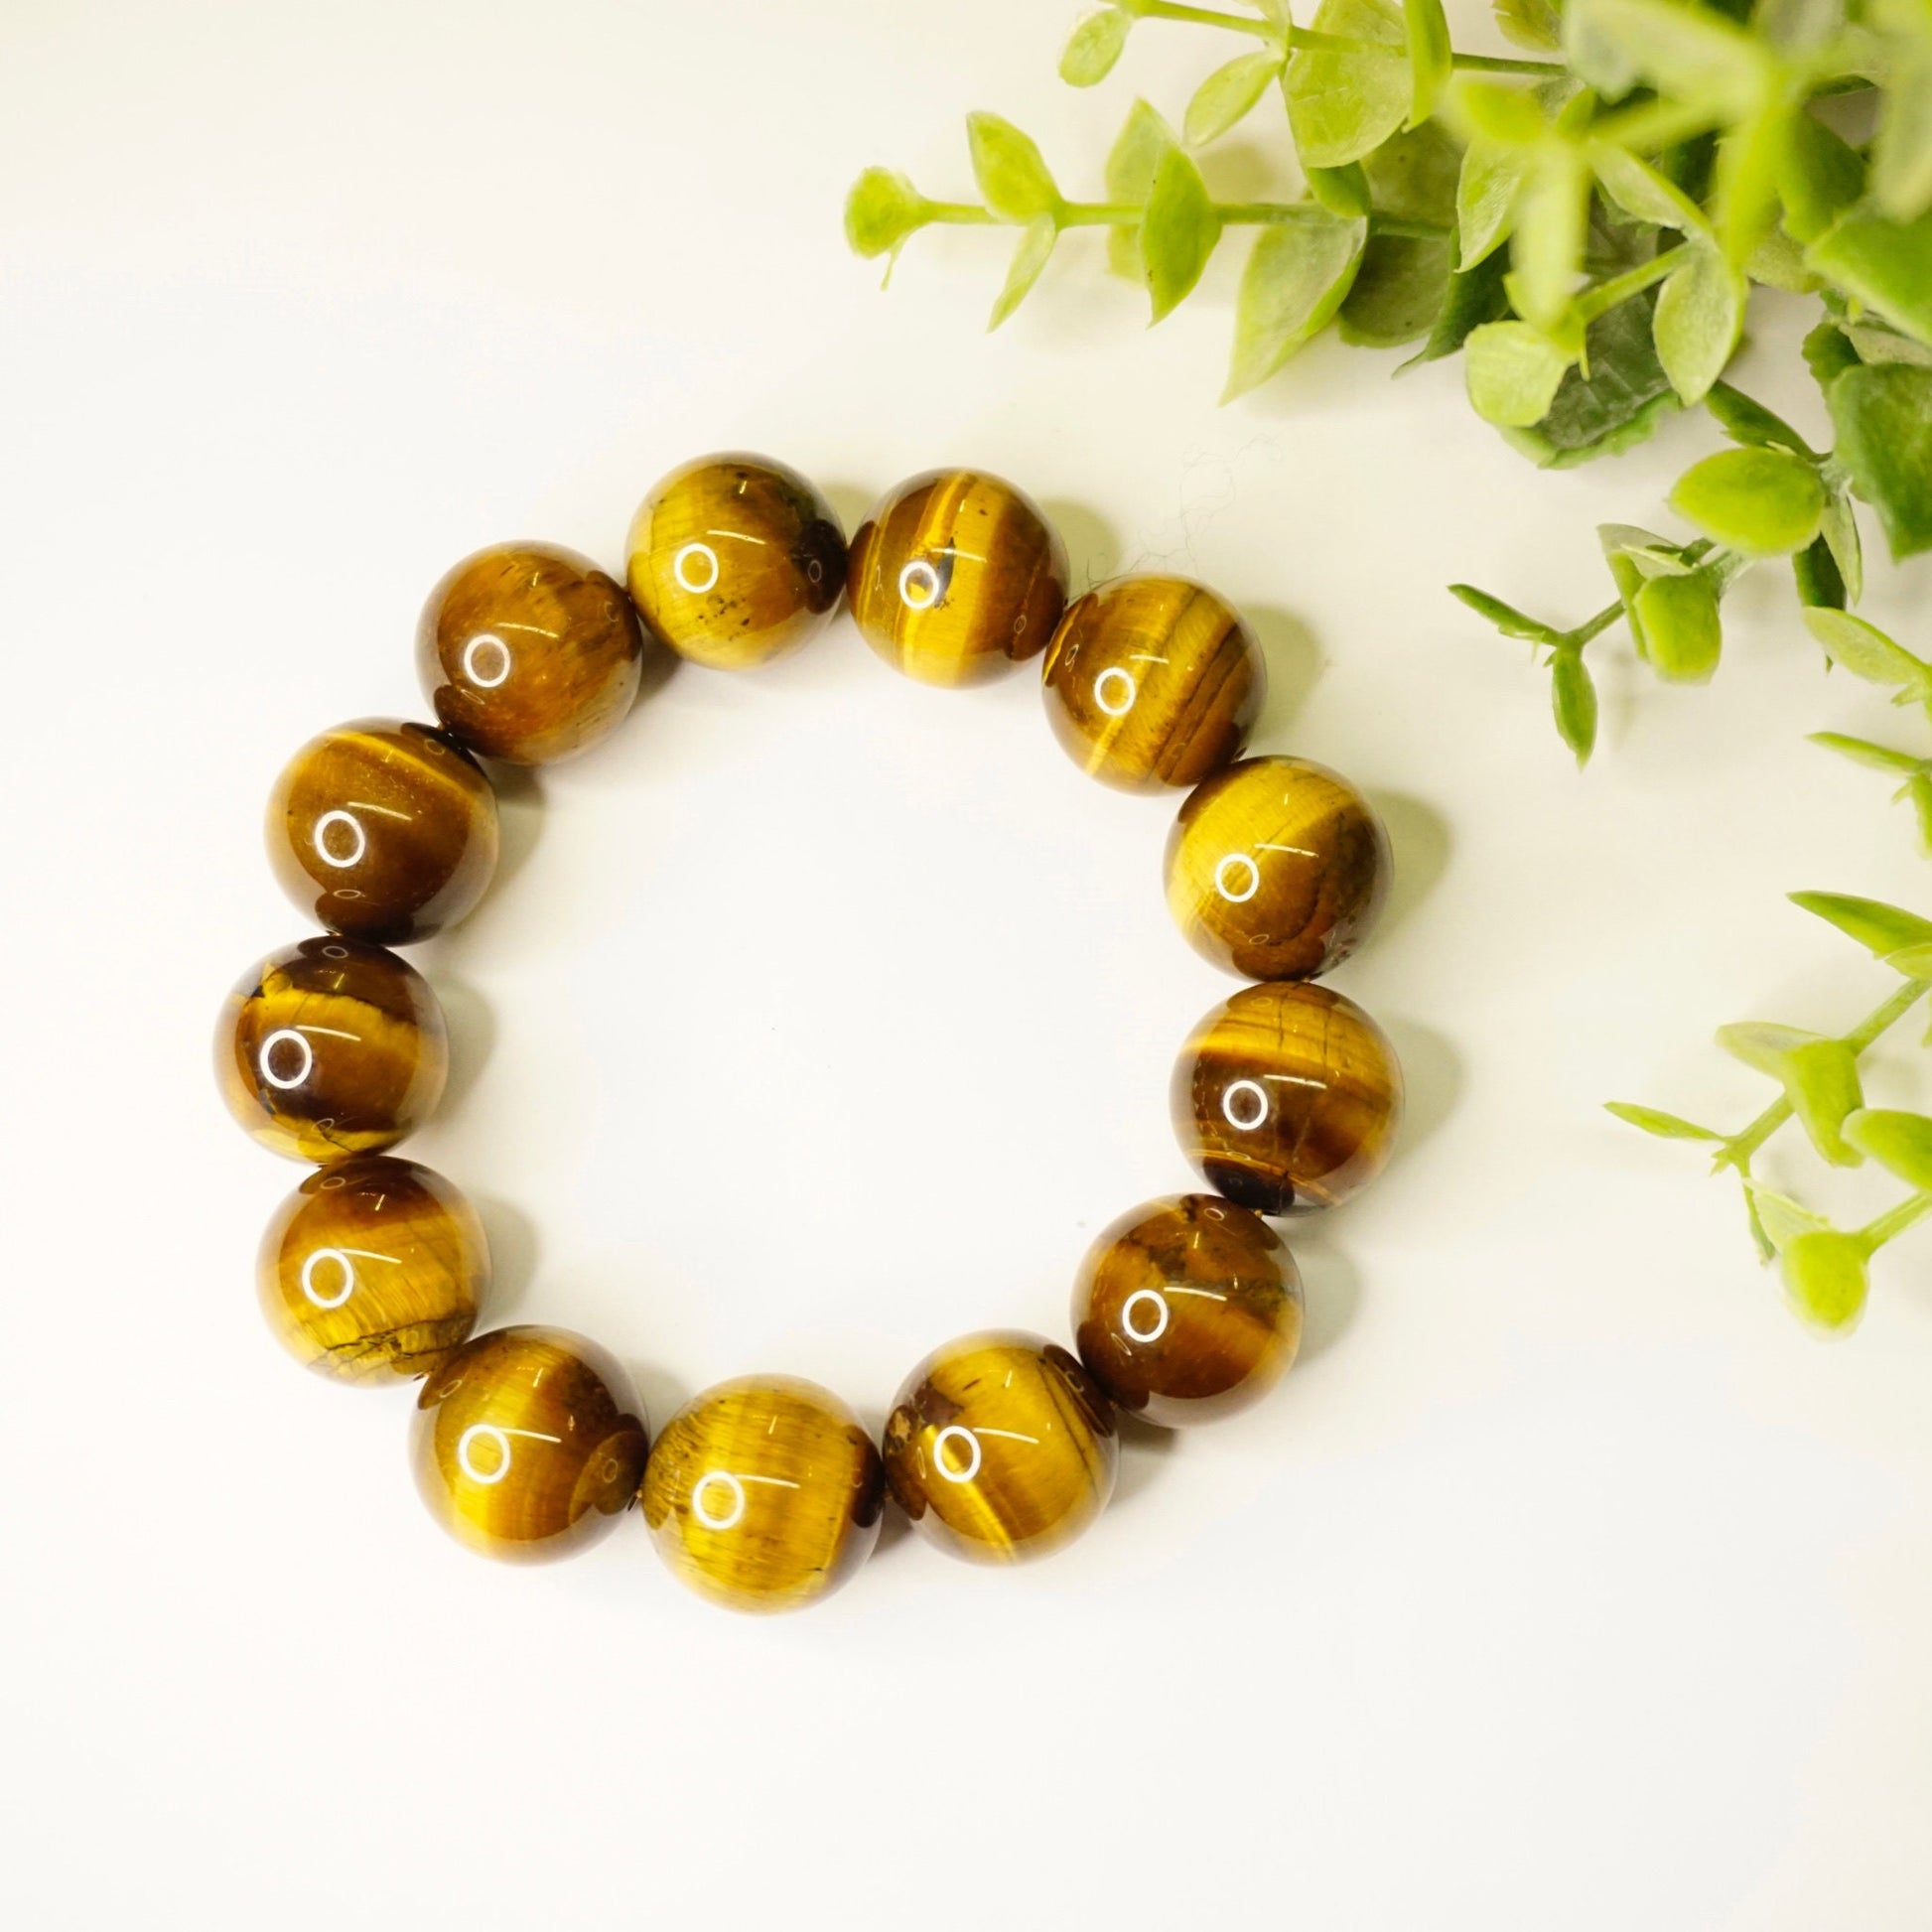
[1172, 981, 1403, 1214]
[265, 718, 498, 945]
[257, 1156, 486, 1384]
[417, 542, 644, 764]
[848, 470, 1068, 686]
[1072, 1195, 1301, 1426]
[214, 937, 449, 1163]
[626, 453, 847, 670]
[1042, 575, 1265, 791]
[1165, 756, 1391, 980]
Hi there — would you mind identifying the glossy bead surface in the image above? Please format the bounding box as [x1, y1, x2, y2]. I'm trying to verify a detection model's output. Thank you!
[848, 469, 1068, 686]
[625, 453, 847, 671]
[1165, 756, 1391, 980]
[265, 718, 498, 945]
[1041, 575, 1265, 792]
[257, 1157, 486, 1384]
[1072, 1195, 1302, 1426]
[411, 1325, 649, 1564]
[214, 937, 449, 1163]
[417, 542, 644, 764]
[1172, 981, 1403, 1215]
[641, 1376, 884, 1613]
[882, 1330, 1117, 1564]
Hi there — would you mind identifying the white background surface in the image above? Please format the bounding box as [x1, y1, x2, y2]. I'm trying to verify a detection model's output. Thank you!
[4, 2, 1931, 1926]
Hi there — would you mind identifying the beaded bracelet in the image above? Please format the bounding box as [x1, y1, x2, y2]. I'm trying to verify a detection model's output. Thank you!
[215, 455, 1402, 1613]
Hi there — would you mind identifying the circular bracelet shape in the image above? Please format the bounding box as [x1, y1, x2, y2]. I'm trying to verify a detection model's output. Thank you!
[216, 452, 1402, 1614]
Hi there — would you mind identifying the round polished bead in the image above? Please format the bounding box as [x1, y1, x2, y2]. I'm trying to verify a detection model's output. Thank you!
[264, 718, 498, 946]
[1072, 1195, 1302, 1426]
[214, 937, 449, 1163]
[882, 1330, 1117, 1564]
[848, 469, 1068, 686]
[1172, 981, 1403, 1214]
[1041, 575, 1265, 791]
[411, 1325, 650, 1564]
[257, 1156, 487, 1384]
[640, 1375, 885, 1613]
[1165, 756, 1390, 981]
[625, 453, 847, 671]
[417, 542, 645, 764]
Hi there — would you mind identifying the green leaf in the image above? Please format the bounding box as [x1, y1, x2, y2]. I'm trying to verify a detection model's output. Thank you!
[1456, 139, 1530, 268]
[1912, 774, 1932, 856]
[1494, 0, 1564, 51]
[1142, 146, 1222, 322]
[1827, 364, 1932, 560]
[1653, 246, 1746, 404]
[1845, 319, 1932, 367]
[1810, 732, 1925, 774]
[1591, 144, 1712, 236]
[1781, 1229, 1869, 1330]
[1103, 100, 1176, 281]
[1339, 234, 1453, 345]
[1746, 1180, 1829, 1251]
[1778, 114, 1867, 245]
[1563, 0, 1767, 112]
[1809, 205, 1932, 346]
[1224, 212, 1368, 398]
[1792, 534, 1848, 609]
[1704, 381, 1810, 455]
[1790, 890, 1932, 963]
[1510, 146, 1591, 329]
[1363, 119, 1463, 225]
[987, 215, 1058, 329]
[1450, 79, 1547, 151]
[1889, 939, 1932, 977]
[1716, 106, 1796, 266]
[1401, 0, 1452, 127]
[1783, 1037, 1865, 1166]
[845, 168, 932, 260]
[1284, 0, 1411, 169]
[1060, 7, 1132, 87]
[1465, 320, 1575, 426]
[1803, 318, 1861, 387]
[1846, 1108, 1932, 1189]
[1873, 21, 1932, 221]
[1307, 162, 1374, 218]
[1449, 582, 1563, 643]
[1185, 50, 1284, 148]
[1800, 609, 1931, 691]
[1506, 292, 1679, 464]
[1719, 1021, 1819, 1076]
[1605, 1101, 1725, 1141]
[1746, 223, 1817, 294]
[1405, 248, 1513, 364]
[968, 113, 1060, 221]
[1636, 567, 1724, 681]
[1668, 447, 1827, 555]
[1818, 487, 1863, 602]
[1552, 648, 1598, 763]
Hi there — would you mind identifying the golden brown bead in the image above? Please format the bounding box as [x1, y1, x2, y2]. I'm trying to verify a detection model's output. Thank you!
[256, 1156, 487, 1384]
[265, 718, 498, 946]
[214, 937, 449, 1163]
[1071, 1195, 1302, 1426]
[411, 1325, 649, 1564]
[1165, 756, 1390, 981]
[640, 1376, 884, 1613]
[625, 453, 847, 671]
[1041, 575, 1265, 792]
[417, 542, 645, 764]
[1172, 981, 1403, 1214]
[882, 1330, 1117, 1564]
[847, 469, 1068, 686]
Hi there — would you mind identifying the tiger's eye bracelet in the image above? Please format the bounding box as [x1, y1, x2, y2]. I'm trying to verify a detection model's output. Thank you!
[216, 455, 1402, 1613]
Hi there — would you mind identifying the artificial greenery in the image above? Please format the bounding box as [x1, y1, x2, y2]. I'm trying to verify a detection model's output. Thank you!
[845, 0, 1932, 1330]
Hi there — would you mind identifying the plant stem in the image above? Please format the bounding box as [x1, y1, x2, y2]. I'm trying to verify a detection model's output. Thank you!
[1576, 244, 1687, 324]
[1132, 0, 1279, 37]
[926, 202, 998, 226]
[1451, 52, 1569, 74]
[1590, 96, 1726, 154]
[1863, 1190, 1932, 1250]
[1128, 0, 1565, 70]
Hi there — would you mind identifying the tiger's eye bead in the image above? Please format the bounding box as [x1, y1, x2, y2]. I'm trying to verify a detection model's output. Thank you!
[625, 453, 847, 671]
[1041, 575, 1265, 792]
[417, 542, 644, 764]
[214, 937, 449, 1163]
[257, 1156, 487, 1384]
[882, 1331, 1117, 1564]
[265, 718, 498, 945]
[641, 1376, 885, 1613]
[411, 1325, 649, 1564]
[1172, 982, 1403, 1214]
[1072, 1195, 1302, 1426]
[848, 469, 1068, 686]
[1165, 756, 1391, 980]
